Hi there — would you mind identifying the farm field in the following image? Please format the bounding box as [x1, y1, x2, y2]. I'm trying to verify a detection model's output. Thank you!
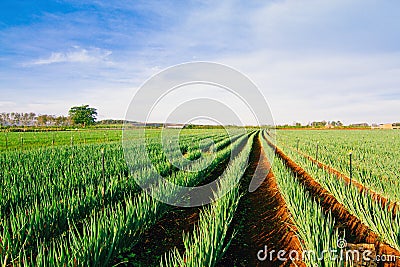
[0, 130, 124, 151]
[0, 128, 399, 266]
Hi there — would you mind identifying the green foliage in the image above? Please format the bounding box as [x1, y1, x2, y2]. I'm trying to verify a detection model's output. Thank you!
[262, 134, 343, 266]
[68, 104, 98, 126]
[277, 130, 400, 202]
[0, 128, 246, 266]
[161, 133, 254, 267]
[271, 130, 400, 251]
[0, 130, 123, 151]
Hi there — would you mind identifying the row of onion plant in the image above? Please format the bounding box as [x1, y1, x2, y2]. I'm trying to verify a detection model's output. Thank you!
[13, 131, 251, 266]
[161, 132, 255, 267]
[266, 132, 400, 252]
[0, 130, 235, 265]
[261, 133, 343, 267]
[276, 130, 400, 202]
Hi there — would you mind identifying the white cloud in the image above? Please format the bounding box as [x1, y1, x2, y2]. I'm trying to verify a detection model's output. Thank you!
[2, 0, 400, 125]
[217, 50, 400, 125]
[28, 46, 113, 66]
[0, 101, 17, 108]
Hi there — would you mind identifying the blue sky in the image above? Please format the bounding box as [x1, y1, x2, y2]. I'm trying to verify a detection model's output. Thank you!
[0, 0, 399, 125]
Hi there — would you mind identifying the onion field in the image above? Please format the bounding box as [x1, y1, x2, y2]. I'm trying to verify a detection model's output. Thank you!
[0, 128, 399, 266]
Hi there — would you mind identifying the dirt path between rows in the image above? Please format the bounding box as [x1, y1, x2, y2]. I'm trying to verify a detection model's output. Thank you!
[264, 133, 400, 267]
[218, 134, 305, 267]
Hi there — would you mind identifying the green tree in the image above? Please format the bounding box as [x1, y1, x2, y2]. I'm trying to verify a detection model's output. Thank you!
[68, 105, 97, 126]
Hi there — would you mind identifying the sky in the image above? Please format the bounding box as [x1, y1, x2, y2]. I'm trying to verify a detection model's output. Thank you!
[0, 0, 399, 125]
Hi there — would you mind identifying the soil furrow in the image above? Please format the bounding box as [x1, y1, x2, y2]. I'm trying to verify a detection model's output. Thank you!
[218, 133, 305, 267]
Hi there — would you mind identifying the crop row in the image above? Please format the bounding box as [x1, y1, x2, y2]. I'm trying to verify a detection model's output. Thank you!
[276, 130, 400, 202]
[0, 130, 250, 266]
[261, 133, 343, 266]
[0, 131, 226, 217]
[0, 130, 124, 151]
[265, 132, 400, 264]
[161, 132, 255, 266]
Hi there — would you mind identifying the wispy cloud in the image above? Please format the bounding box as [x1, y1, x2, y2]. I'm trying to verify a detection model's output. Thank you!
[1, 0, 399, 124]
[0, 101, 17, 108]
[27, 46, 112, 66]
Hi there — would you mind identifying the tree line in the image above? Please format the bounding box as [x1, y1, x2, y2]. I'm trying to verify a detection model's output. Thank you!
[0, 112, 70, 127]
[0, 105, 97, 127]
[278, 121, 344, 128]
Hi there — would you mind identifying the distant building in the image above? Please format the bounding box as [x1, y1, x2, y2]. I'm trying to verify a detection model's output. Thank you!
[371, 123, 399, 129]
[325, 124, 335, 129]
[164, 124, 184, 129]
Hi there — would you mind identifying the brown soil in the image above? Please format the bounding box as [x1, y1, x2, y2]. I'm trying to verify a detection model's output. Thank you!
[113, 207, 201, 266]
[218, 134, 305, 267]
[263, 133, 400, 267]
[284, 144, 399, 214]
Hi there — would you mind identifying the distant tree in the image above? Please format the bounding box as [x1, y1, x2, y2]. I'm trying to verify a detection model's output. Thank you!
[0, 113, 11, 126]
[55, 115, 70, 126]
[68, 105, 97, 126]
[99, 119, 125, 125]
[37, 114, 50, 126]
[0, 112, 72, 127]
[311, 120, 328, 127]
